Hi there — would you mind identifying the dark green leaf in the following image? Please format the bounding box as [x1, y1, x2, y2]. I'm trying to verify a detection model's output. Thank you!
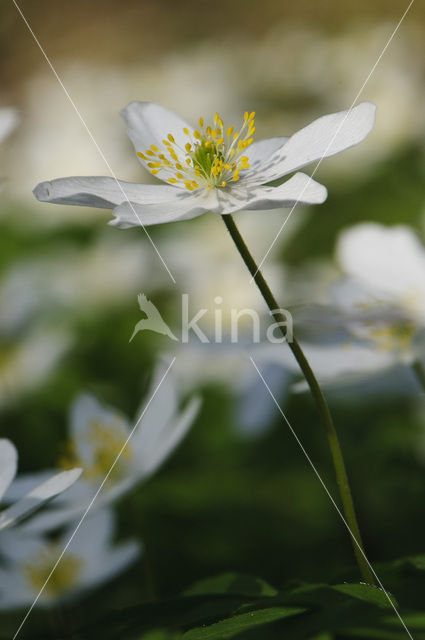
[182, 606, 306, 639]
[332, 584, 397, 609]
[184, 574, 278, 598]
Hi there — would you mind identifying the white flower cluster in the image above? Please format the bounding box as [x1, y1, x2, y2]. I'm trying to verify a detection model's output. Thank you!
[0, 363, 200, 608]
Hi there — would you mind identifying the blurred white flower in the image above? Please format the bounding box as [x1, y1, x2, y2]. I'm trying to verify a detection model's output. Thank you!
[260, 223, 425, 392]
[0, 326, 72, 409]
[9, 362, 200, 532]
[0, 231, 162, 336]
[335, 223, 425, 363]
[0, 439, 81, 532]
[0, 509, 139, 608]
[33, 101, 375, 227]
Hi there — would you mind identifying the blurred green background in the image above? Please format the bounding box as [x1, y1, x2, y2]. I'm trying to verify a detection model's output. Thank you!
[0, 0, 425, 637]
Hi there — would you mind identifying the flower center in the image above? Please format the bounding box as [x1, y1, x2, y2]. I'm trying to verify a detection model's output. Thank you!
[23, 545, 83, 598]
[367, 321, 416, 352]
[59, 418, 133, 484]
[137, 111, 256, 191]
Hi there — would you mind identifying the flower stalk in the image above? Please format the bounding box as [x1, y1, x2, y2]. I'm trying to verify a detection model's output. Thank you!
[412, 359, 425, 393]
[222, 213, 374, 585]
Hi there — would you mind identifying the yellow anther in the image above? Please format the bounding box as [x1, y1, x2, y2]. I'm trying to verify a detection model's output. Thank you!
[176, 173, 184, 179]
[185, 143, 192, 152]
[183, 127, 190, 135]
[150, 169, 159, 174]
[214, 112, 219, 124]
[224, 163, 231, 170]
[199, 117, 204, 127]
[151, 145, 158, 152]
[176, 163, 183, 170]
[146, 150, 154, 156]
[246, 138, 254, 146]
[169, 149, 178, 161]
[206, 126, 212, 136]
[233, 132, 239, 140]
[227, 126, 233, 137]
[221, 181, 227, 187]
[137, 152, 147, 160]
[186, 158, 192, 165]
[244, 111, 249, 121]
[218, 117, 223, 129]
[167, 134, 175, 143]
[192, 181, 199, 188]
[217, 137, 224, 145]
[193, 130, 200, 140]
[249, 111, 256, 120]
[163, 139, 171, 146]
[168, 178, 178, 183]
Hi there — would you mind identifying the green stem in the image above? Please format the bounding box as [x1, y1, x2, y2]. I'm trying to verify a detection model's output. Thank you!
[412, 358, 425, 393]
[222, 213, 374, 585]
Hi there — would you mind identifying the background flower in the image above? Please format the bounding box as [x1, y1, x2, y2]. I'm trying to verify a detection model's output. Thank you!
[0, 509, 140, 608]
[0, 438, 81, 532]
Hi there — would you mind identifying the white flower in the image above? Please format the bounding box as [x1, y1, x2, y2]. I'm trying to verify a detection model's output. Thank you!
[33, 101, 375, 227]
[0, 439, 81, 532]
[259, 223, 425, 393]
[10, 363, 200, 532]
[334, 223, 425, 363]
[0, 509, 139, 609]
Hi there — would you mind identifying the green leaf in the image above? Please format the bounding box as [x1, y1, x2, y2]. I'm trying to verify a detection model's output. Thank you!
[184, 574, 278, 598]
[139, 632, 183, 640]
[332, 584, 397, 609]
[182, 606, 306, 640]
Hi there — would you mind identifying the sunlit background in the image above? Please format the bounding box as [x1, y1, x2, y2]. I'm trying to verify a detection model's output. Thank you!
[1, 1, 425, 638]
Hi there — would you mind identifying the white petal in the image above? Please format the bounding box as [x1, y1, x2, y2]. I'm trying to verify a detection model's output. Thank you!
[121, 102, 194, 187]
[33, 176, 178, 209]
[242, 137, 288, 185]
[134, 395, 201, 477]
[132, 362, 178, 455]
[255, 341, 395, 382]
[67, 509, 115, 556]
[0, 107, 18, 144]
[0, 468, 82, 531]
[337, 223, 425, 311]
[82, 540, 141, 589]
[220, 172, 327, 214]
[2, 470, 54, 502]
[109, 188, 220, 228]
[0, 439, 17, 502]
[245, 102, 376, 183]
[17, 505, 84, 534]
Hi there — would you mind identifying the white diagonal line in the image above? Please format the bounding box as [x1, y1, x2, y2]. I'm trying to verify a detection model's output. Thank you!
[12, 357, 176, 640]
[249, 356, 413, 639]
[12, 0, 176, 284]
[251, 0, 415, 282]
